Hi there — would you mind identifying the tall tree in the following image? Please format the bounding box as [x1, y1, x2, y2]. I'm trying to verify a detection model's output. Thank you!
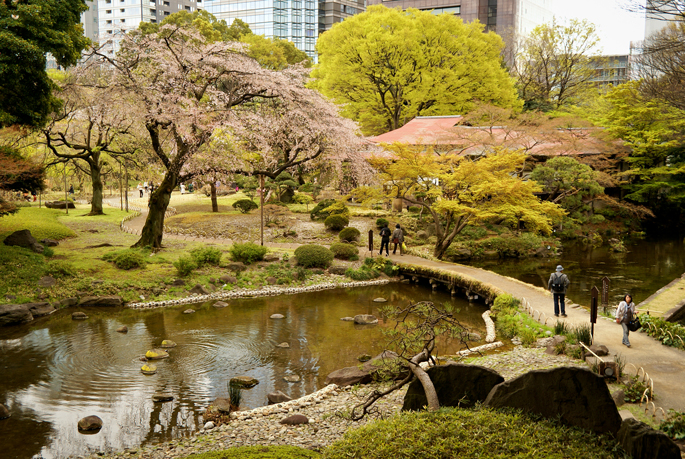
[369, 144, 564, 259]
[311, 5, 521, 136]
[0, 0, 90, 128]
[512, 19, 601, 111]
[42, 69, 139, 215]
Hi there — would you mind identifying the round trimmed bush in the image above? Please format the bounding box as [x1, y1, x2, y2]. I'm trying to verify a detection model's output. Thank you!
[173, 255, 197, 276]
[375, 218, 389, 229]
[294, 244, 334, 268]
[330, 243, 359, 260]
[310, 199, 336, 220]
[233, 199, 258, 214]
[339, 227, 361, 242]
[323, 201, 350, 218]
[324, 214, 349, 231]
[229, 242, 267, 265]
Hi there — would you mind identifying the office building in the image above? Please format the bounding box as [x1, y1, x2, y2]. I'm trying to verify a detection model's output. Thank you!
[365, 0, 555, 36]
[589, 54, 632, 88]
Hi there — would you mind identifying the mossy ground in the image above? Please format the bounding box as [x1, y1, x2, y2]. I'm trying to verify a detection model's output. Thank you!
[181, 445, 320, 459]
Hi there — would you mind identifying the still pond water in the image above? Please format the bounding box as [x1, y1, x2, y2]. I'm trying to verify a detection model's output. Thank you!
[468, 238, 685, 309]
[0, 284, 486, 459]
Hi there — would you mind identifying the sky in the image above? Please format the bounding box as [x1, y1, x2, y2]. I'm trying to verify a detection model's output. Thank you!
[553, 0, 647, 55]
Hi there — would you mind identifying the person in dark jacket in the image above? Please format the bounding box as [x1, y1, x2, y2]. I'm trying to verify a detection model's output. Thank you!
[379, 224, 391, 256]
[548, 265, 570, 317]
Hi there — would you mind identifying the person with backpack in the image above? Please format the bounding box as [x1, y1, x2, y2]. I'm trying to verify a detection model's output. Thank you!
[548, 265, 570, 318]
[615, 294, 638, 348]
[379, 224, 391, 257]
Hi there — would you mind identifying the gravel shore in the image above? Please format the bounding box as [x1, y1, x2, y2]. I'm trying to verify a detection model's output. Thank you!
[88, 347, 586, 459]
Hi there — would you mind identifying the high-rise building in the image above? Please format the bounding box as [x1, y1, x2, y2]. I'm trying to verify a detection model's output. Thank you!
[589, 54, 632, 88]
[318, 0, 365, 34]
[365, 0, 555, 36]
[204, 0, 319, 58]
[97, 0, 200, 55]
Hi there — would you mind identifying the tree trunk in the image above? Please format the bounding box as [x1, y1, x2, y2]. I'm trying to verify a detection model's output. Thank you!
[409, 349, 439, 411]
[133, 172, 176, 248]
[89, 161, 104, 216]
[210, 182, 218, 212]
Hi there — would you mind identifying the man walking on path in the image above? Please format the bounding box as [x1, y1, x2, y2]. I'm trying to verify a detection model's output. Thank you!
[379, 224, 391, 257]
[548, 265, 570, 317]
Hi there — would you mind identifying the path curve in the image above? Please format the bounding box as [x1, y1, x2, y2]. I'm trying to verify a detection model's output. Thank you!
[118, 196, 685, 414]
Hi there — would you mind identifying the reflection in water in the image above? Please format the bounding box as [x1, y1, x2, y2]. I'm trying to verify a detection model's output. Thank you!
[468, 239, 685, 306]
[0, 283, 486, 459]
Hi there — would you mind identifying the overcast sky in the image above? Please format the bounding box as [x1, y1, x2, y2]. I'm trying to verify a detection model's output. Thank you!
[553, 0, 646, 55]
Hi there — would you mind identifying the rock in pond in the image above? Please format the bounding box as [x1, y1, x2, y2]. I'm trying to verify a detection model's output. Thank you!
[213, 301, 228, 308]
[0, 304, 34, 326]
[276, 342, 290, 348]
[373, 298, 387, 303]
[268, 391, 292, 405]
[326, 351, 403, 386]
[141, 364, 157, 375]
[77, 415, 103, 432]
[183, 309, 195, 314]
[152, 394, 174, 403]
[353, 314, 378, 325]
[213, 397, 232, 414]
[116, 326, 128, 333]
[27, 302, 55, 317]
[72, 312, 88, 320]
[270, 314, 285, 319]
[284, 375, 300, 383]
[0, 404, 10, 420]
[340, 317, 354, 321]
[77, 296, 123, 307]
[160, 340, 177, 348]
[357, 354, 371, 362]
[230, 376, 259, 388]
[280, 414, 308, 426]
[145, 349, 169, 360]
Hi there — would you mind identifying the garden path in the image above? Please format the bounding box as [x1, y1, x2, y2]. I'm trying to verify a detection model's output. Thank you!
[121, 195, 685, 415]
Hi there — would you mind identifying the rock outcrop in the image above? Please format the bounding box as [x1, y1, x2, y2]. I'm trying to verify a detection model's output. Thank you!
[325, 351, 402, 386]
[3, 229, 44, 253]
[0, 304, 34, 326]
[617, 418, 681, 459]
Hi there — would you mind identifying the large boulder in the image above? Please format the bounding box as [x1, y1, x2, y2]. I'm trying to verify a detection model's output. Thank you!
[325, 351, 403, 386]
[403, 363, 504, 411]
[27, 302, 56, 317]
[484, 367, 622, 435]
[353, 314, 378, 325]
[3, 229, 44, 253]
[45, 200, 75, 209]
[213, 397, 232, 414]
[268, 391, 293, 405]
[0, 304, 33, 326]
[617, 418, 681, 459]
[77, 296, 123, 307]
[230, 376, 259, 388]
[189, 284, 209, 295]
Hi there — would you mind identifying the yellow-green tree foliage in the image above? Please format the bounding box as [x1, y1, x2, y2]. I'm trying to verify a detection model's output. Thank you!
[369, 145, 564, 259]
[312, 5, 521, 136]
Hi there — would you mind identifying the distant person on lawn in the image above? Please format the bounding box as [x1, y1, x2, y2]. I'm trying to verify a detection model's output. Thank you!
[548, 265, 570, 318]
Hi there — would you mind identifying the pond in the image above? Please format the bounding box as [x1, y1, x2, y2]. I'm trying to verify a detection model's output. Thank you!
[468, 238, 685, 308]
[0, 283, 486, 459]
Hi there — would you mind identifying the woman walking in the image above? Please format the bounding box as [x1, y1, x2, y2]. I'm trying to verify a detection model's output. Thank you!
[392, 224, 404, 255]
[616, 294, 638, 348]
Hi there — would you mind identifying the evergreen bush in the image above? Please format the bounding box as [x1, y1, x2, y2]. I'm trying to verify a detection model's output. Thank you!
[375, 218, 389, 229]
[103, 249, 147, 270]
[229, 242, 268, 265]
[294, 244, 334, 268]
[339, 227, 361, 242]
[324, 214, 349, 231]
[233, 199, 258, 214]
[345, 265, 380, 280]
[173, 255, 197, 276]
[310, 199, 336, 220]
[190, 247, 222, 266]
[330, 242, 359, 260]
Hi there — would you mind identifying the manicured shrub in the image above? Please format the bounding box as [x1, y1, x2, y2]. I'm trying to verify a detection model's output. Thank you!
[339, 227, 361, 242]
[324, 214, 349, 231]
[407, 206, 421, 213]
[345, 265, 380, 280]
[294, 244, 334, 268]
[323, 201, 350, 218]
[173, 255, 197, 276]
[232, 199, 258, 214]
[375, 218, 389, 229]
[190, 247, 222, 266]
[330, 242, 359, 260]
[44, 260, 77, 278]
[323, 407, 622, 459]
[103, 249, 147, 270]
[310, 199, 336, 220]
[229, 242, 267, 265]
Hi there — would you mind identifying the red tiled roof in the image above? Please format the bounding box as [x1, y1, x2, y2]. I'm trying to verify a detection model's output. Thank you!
[370, 116, 463, 144]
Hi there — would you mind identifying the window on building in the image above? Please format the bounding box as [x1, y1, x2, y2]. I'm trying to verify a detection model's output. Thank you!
[107, 30, 113, 34]
[151, 18, 157, 22]
[120, 8, 125, 12]
[150, 8, 156, 13]
[163, 1, 169, 5]
[106, 19, 112, 24]
[120, 18, 125, 22]
[164, 10, 170, 14]
[106, 9, 112, 13]
[185, 5, 190, 9]
[105, 0, 111, 3]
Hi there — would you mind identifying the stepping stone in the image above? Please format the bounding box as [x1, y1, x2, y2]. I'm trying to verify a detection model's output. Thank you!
[183, 309, 195, 314]
[145, 349, 169, 360]
[152, 394, 174, 402]
[141, 364, 157, 375]
[284, 375, 300, 383]
[230, 376, 259, 388]
[270, 314, 285, 319]
[160, 340, 177, 348]
[116, 326, 128, 333]
[277, 342, 290, 348]
[373, 298, 387, 303]
[72, 312, 88, 320]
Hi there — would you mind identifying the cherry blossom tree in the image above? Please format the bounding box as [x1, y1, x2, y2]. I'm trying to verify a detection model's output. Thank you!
[90, 24, 364, 248]
[42, 69, 139, 215]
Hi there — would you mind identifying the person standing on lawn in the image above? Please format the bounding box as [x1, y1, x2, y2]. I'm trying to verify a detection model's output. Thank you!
[548, 265, 570, 318]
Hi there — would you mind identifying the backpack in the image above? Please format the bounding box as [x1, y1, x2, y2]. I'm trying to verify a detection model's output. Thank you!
[623, 304, 633, 323]
[551, 273, 565, 293]
[380, 227, 390, 238]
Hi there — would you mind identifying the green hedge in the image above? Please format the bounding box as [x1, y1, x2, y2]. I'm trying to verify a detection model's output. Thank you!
[233, 199, 258, 214]
[102, 249, 147, 270]
[323, 407, 622, 459]
[324, 214, 349, 231]
[339, 227, 360, 242]
[229, 242, 268, 265]
[294, 244, 334, 268]
[310, 199, 336, 221]
[330, 242, 359, 260]
[190, 247, 222, 266]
